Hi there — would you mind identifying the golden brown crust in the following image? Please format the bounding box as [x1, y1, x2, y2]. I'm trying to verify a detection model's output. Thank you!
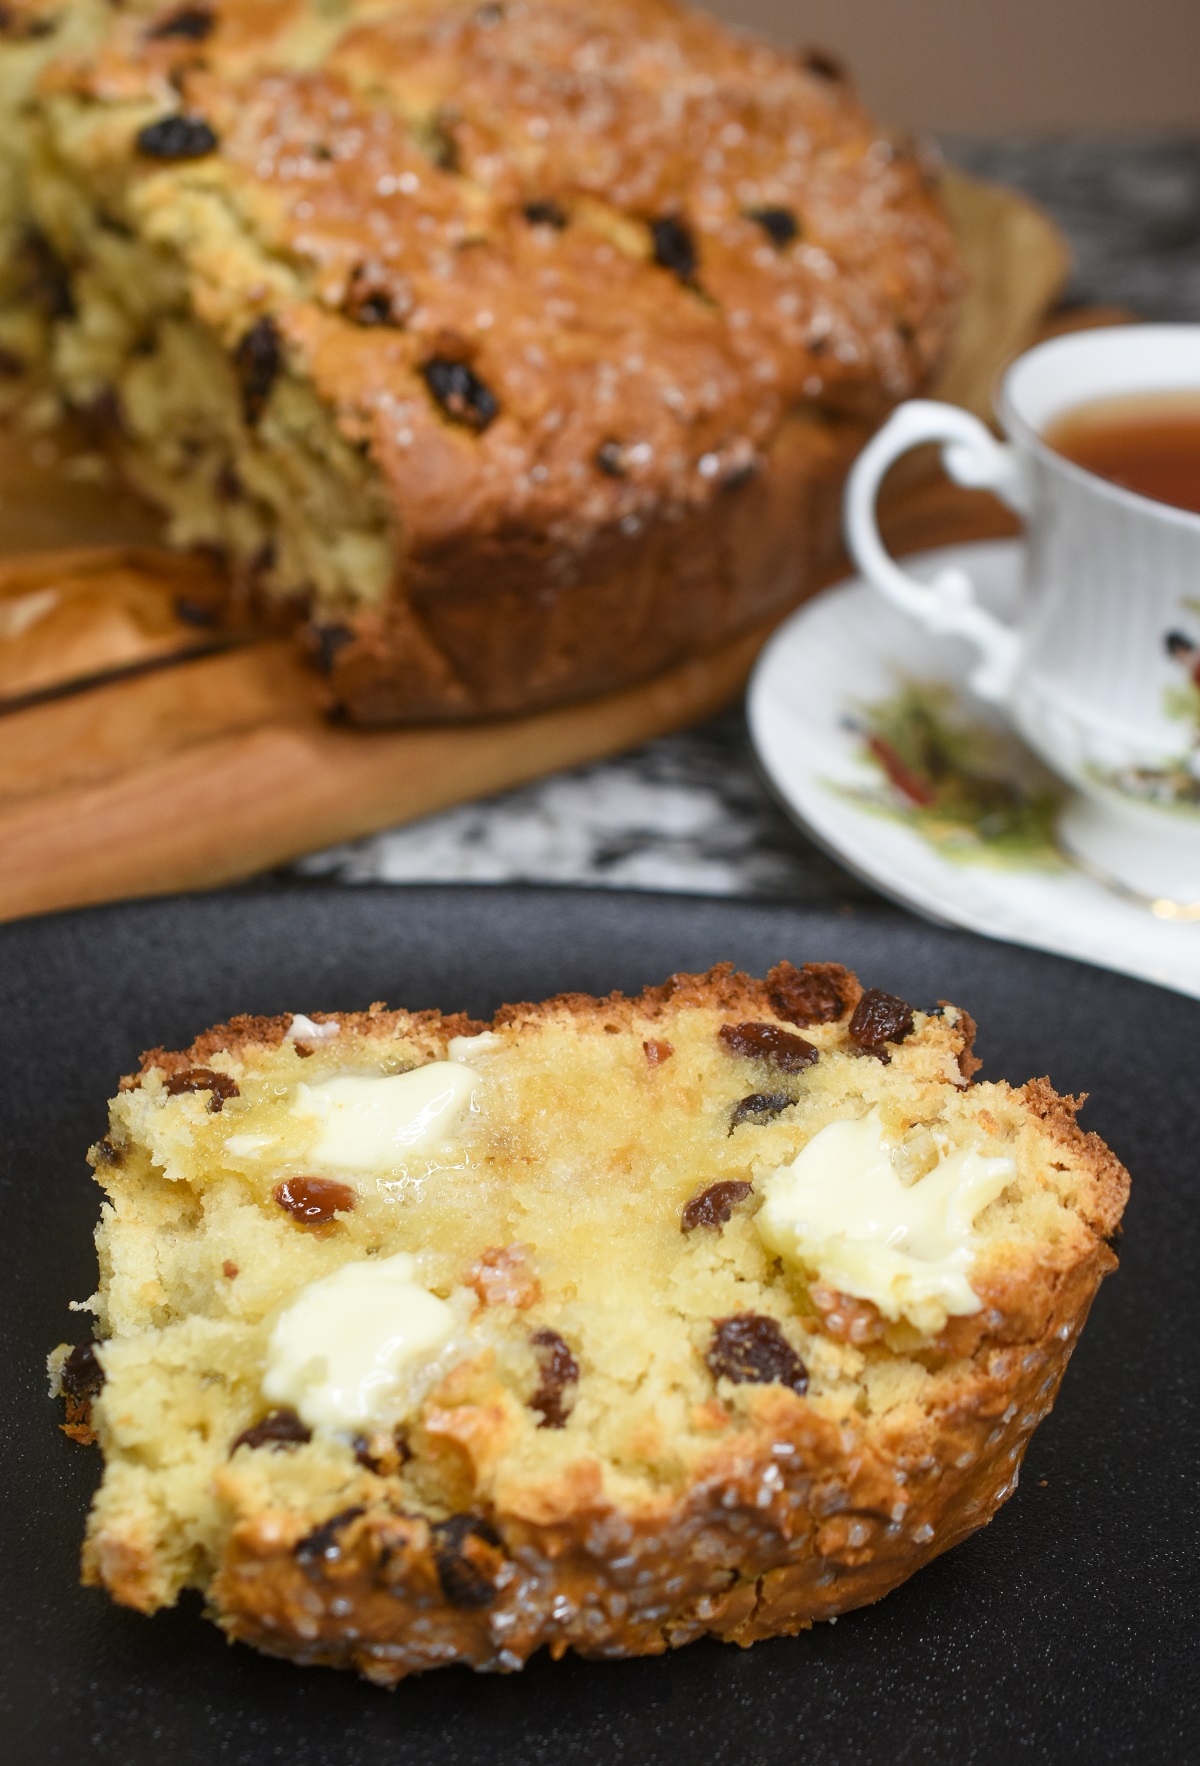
[1017, 1079, 1129, 1238]
[82, 1524, 163, 1615]
[11, 0, 962, 722]
[127, 960, 948, 1074]
[316, 409, 870, 721]
[130, 1004, 488, 1082]
[492, 960, 777, 1029]
[941, 1001, 983, 1083]
[71, 958, 1129, 1682]
[208, 1257, 1101, 1681]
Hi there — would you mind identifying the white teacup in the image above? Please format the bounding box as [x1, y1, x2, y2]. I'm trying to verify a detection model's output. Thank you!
[845, 324, 1200, 907]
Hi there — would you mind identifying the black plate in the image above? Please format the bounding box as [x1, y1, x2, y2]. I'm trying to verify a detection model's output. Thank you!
[1, 885, 1196, 1765]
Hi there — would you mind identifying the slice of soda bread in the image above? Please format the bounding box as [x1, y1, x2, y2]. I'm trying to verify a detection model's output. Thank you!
[51, 962, 1128, 1683]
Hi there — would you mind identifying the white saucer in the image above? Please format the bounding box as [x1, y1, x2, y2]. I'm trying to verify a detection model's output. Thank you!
[748, 539, 1200, 1001]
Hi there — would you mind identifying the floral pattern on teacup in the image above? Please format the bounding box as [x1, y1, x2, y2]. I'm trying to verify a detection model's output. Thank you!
[1089, 608, 1200, 813]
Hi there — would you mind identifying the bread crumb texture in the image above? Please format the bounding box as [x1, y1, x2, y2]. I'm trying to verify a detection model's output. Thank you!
[52, 961, 1128, 1682]
[0, 0, 961, 720]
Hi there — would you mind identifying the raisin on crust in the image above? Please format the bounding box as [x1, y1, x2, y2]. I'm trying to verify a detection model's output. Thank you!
[51, 961, 1127, 1684]
[0, 0, 962, 723]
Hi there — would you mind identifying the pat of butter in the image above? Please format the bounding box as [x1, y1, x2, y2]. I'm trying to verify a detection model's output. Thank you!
[262, 1252, 455, 1432]
[287, 1014, 340, 1043]
[447, 1032, 501, 1063]
[223, 1132, 272, 1156]
[292, 1062, 480, 1172]
[755, 1111, 1015, 1332]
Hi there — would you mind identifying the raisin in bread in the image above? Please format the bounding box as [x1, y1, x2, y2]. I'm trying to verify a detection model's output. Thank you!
[51, 961, 1127, 1683]
[3, 0, 961, 722]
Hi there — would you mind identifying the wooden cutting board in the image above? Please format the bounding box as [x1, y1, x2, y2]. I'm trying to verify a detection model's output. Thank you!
[0, 171, 1110, 924]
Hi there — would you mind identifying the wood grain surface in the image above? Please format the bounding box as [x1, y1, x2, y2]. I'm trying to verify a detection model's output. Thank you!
[0, 172, 1089, 924]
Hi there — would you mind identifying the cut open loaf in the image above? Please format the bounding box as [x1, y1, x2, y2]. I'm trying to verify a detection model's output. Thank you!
[1, 0, 960, 721]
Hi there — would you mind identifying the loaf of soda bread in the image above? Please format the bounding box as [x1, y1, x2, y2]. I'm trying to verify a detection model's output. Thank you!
[51, 960, 1127, 1683]
[2, 0, 961, 721]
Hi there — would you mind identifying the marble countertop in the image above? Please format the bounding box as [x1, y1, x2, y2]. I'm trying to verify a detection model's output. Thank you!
[296, 136, 1200, 908]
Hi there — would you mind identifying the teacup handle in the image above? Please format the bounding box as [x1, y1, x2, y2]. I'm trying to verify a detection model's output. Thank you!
[844, 400, 1029, 702]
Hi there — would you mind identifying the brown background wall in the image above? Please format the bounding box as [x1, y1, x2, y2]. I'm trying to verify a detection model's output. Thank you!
[700, 0, 1200, 132]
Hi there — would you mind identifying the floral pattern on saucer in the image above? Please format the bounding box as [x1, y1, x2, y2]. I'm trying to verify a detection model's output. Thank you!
[837, 679, 1063, 870]
[748, 539, 1200, 1001]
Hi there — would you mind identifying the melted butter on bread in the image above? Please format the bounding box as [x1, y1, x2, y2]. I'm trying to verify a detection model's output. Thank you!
[262, 1253, 457, 1432]
[756, 1111, 1015, 1333]
[292, 1064, 481, 1172]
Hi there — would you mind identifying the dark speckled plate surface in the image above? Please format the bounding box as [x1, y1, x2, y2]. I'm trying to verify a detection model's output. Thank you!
[0, 885, 1196, 1766]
